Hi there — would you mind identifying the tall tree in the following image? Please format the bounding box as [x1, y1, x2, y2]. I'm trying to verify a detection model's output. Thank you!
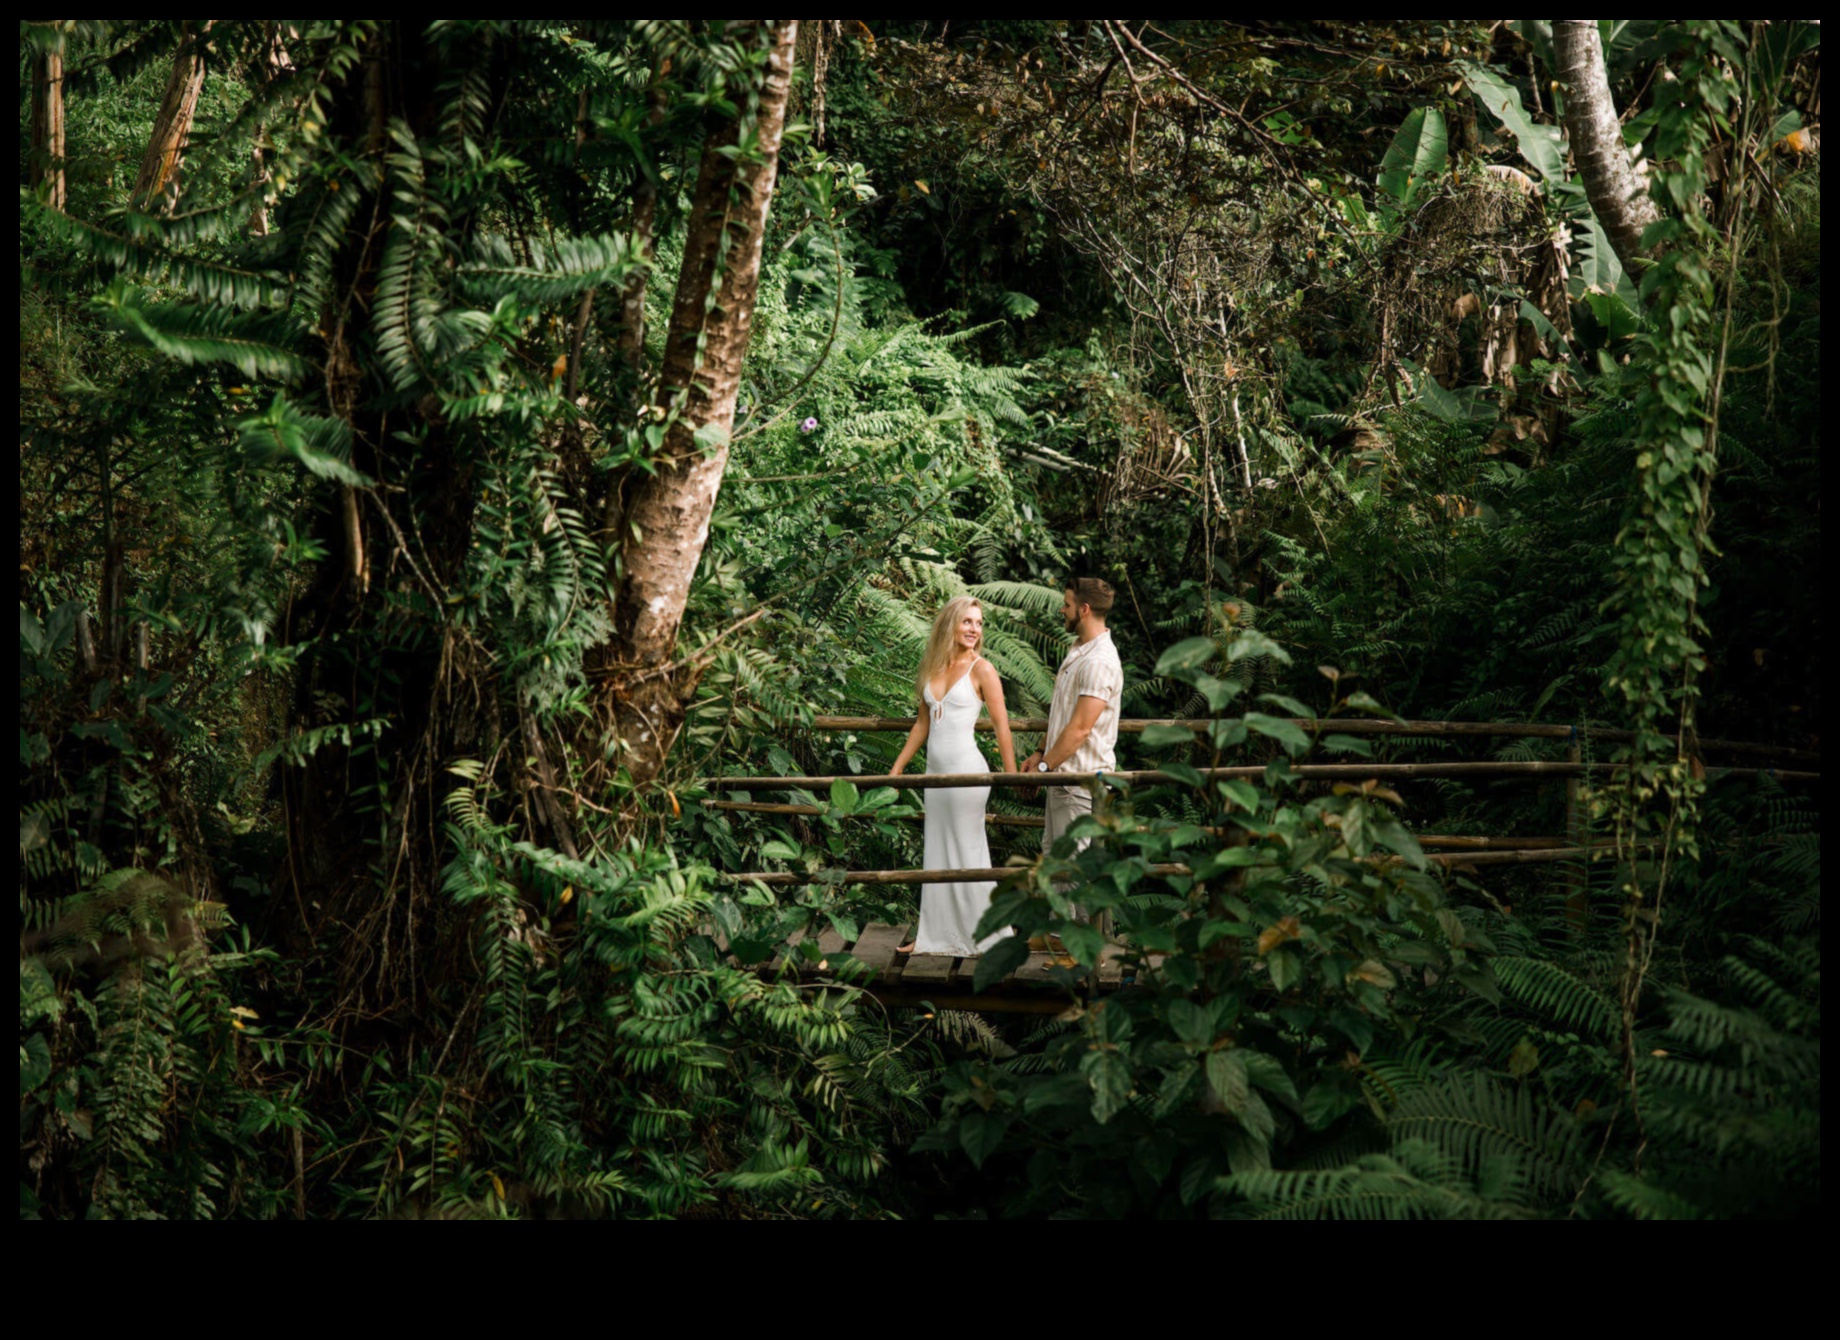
[1554, 19, 1659, 268]
[133, 21, 213, 209]
[29, 26, 66, 211]
[606, 19, 800, 785]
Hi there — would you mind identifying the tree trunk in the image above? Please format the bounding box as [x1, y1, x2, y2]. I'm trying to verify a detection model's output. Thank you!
[249, 24, 293, 236]
[606, 20, 799, 785]
[30, 34, 66, 212]
[1553, 20, 1659, 270]
[134, 22, 213, 209]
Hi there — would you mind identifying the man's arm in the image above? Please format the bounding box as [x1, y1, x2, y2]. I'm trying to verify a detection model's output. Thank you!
[1042, 695, 1108, 770]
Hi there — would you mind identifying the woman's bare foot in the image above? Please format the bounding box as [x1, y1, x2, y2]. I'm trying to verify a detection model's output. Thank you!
[896, 941, 916, 955]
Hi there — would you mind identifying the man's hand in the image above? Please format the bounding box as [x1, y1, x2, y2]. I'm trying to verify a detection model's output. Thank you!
[1019, 751, 1043, 800]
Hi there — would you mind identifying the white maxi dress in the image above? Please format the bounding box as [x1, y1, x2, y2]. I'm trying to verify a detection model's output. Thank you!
[912, 662, 1013, 957]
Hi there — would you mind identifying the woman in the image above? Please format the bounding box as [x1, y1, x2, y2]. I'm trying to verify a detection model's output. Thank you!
[889, 596, 1018, 956]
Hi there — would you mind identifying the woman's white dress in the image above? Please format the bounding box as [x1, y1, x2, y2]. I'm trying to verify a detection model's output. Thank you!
[912, 663, 1013, 956]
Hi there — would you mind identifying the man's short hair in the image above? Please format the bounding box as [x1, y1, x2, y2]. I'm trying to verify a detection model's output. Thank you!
[1067, 576, 1115, 617]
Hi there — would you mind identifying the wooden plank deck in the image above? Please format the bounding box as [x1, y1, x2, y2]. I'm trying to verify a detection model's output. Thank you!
[753, 921, 1137, 1012]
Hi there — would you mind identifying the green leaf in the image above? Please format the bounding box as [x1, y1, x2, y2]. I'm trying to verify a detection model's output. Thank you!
[1585, 290, 1642, 342]
[1341, 692, 1404, 723]
[1084, 1050, 1134, 1124]
[1240, 1050, 1300, 1105]
[1370, 815, 1427, 870]
[1167, 998, 1210, 1045]
[99, 281, 310, 382]
[1155, 636, 1217, 676]
[1459, 61, 1566, 182]
[1192, 847, 1257, 879]
[958, 1110, 1010, 1168]
[1267, 946, 1303, 992]
[972, 933, 1031, 992]
[759, 839, 800, 862]
[1219, 780, 1261, 813]
[1158, 761, 1205, 789]
[1206, 1049, 1251, 1116]
[1059, 921, 1105, 966]
[1140, 724, 1197, 748]
[1198, 918, 1257, 948]
[1256, 693, 1317, 720]
[1302, 1078, 1359, 1130]
[828, 778, 859, 814]
[1226, 629, 1292, 665]
[1377, 106, 1448, 203]
[1573, 212, 1640, 306]
[1244, 713, 1313, 757]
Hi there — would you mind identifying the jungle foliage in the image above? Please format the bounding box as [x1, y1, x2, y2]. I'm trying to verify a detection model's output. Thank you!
[19, 19, 1820, 1218]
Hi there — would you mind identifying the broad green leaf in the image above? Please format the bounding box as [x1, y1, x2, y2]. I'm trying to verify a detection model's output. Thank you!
[1370, 815, 1427, 870]
[958, 1110, 1010, 1168]
[1225, 629, 1292, 665]
[1267, 946, 1303, 992]
[1377, 106, 1448, 203]
[1155, 636, 1217, 676]
[1244, 712, 1313, 756]
[1140, 724, 1197, 748]
[1459, 61, 1566, 182]
[1192, 847, 1257, 879]
[1342, 692, 1405, 723]
[1256, 693, 1317, 721]
[856, 786, 899, 812]
[1585, 290, 1642, 342]
[1084, 1050, 1133, 1124]
[1060, 920, 1105, 966]
[1166, 999, 1210, 1045]
[1157, 761, 1205, 789]
[1198, 918, 1257, 948]
[758, 839, 800, 862]
[1240, 1050, 1299, 1105]
[1302, 1079, 1359, 1130]
[1206, 1049, 1250, 1114]
[1218, 779, 1261, 813]
[828, 778, 859, 813]
[972, 932, 1031, 992]
[1196, 677, 1244, 712]
[1572, 211, 1640, 307]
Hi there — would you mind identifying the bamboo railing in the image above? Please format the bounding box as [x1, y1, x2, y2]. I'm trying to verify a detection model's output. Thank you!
[813, 710, 1817, 765]
[710, 761, 1816, 792]
[702, 800, 1588, 850]
[701, 717, 1812, 905]
[722, 843, 1634, 886]
[810, 715, 1819, 761]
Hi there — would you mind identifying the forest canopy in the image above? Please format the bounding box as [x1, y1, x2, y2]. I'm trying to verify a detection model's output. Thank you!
[19, 19, 1820, 1219]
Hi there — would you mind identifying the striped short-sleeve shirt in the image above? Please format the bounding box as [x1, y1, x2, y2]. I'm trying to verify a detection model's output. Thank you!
[1046, 629, 1123, 773]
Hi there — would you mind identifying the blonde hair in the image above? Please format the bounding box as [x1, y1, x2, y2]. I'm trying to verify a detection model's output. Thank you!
[917, 596, 983, 703]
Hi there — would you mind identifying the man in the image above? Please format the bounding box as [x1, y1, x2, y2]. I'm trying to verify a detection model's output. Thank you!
[1021, 577, 1123, 868]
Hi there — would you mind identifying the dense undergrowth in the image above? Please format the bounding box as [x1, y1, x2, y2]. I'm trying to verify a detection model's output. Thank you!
[20, 20, 1819, 1217]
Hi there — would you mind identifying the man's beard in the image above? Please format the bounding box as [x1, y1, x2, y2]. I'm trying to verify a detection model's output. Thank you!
[1064, 614, 1079, 633]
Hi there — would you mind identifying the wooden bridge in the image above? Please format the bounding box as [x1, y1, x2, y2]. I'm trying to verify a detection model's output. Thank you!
[765, 917, 1138, 1014]
[706, 715, 1818, 1011]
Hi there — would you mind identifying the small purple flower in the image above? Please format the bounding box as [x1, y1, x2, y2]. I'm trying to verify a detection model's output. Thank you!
[800, 417, 819, 433]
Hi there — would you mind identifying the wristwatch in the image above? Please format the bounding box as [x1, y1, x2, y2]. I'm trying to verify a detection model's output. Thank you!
[1036, 760, 1051, 773]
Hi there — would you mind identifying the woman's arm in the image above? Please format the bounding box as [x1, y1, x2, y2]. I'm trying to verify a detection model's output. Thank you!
[888, 705, 929, 775]
[977, 660, 1018, 775]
